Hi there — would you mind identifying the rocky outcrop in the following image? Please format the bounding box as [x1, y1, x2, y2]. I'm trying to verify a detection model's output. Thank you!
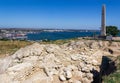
[0, 40, 118, 83]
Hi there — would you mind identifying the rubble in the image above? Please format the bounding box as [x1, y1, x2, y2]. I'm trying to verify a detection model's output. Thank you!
[0, 40, 116, 83]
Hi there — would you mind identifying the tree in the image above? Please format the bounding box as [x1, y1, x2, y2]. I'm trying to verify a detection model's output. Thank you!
[106, 26, 119, 37]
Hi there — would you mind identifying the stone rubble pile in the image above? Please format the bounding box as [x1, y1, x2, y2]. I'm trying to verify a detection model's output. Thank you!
[0, 40, 116, 83]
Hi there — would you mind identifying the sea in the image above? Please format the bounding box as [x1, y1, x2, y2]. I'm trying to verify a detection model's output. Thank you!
[27, 31, 100, 41]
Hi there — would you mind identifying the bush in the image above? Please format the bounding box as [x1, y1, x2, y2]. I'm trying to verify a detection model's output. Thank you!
[106, 26, 119, 37]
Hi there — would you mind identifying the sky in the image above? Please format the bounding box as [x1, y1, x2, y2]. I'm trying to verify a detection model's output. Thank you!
[0, 0, 119, 29]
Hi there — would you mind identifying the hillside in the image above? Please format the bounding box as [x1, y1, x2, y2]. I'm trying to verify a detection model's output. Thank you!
[0, 39, 120, 83]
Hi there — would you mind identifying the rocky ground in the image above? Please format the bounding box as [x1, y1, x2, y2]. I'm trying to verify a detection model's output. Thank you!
[0, 39, 120, 83]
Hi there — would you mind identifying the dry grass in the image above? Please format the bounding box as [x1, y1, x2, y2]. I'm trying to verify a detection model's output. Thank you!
[0, 40, 32, 58]
[40, 38, 80, 45]
[0, 38, 78, 58]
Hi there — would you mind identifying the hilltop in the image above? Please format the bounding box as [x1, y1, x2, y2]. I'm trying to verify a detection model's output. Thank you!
[0, 39, 120, 83]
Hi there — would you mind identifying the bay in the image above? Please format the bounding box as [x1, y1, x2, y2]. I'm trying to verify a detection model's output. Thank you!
[27, 31, 100, 41]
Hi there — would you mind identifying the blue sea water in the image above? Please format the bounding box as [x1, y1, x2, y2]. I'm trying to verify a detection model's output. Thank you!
[27, 31, 100, 41]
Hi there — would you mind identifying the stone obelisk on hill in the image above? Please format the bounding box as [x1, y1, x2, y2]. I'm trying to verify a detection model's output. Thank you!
[101, 4, 106, 36]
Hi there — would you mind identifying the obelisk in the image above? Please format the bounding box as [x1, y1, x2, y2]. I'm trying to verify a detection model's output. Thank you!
[101, 4, 106, 36]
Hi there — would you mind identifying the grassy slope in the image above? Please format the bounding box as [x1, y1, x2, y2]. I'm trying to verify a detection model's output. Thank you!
[40, 38, 78, 45]
[0, 40, 32, 58]
[0, 38, 80, 58]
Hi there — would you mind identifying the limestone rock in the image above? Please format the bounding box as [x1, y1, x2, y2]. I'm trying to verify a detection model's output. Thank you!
[74, 80, 82, 83]
[81, 66, 90, 73]
[0, 40, 108, 83]
[86, 73, 93, 81]
[67, 65, 78, 71]
[59, 74, 66, 81]
[68, 79, 73, 83]
[0, 56, 12, 74]
[12, 43, 44, 59]
[65, 70, 72, 79]
[92, 59, 99, 66]
[82, 78, 91, 83]
[74, 71, 83, 78]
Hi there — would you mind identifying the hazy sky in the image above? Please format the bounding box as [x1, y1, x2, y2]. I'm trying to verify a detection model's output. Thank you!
[0, 0, 119, 29]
